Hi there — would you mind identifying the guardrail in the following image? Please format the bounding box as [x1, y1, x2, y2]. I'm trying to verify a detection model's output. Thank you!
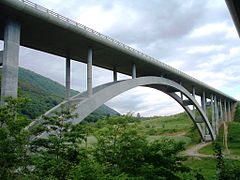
[12, 0, 237, 100]
[19, 0, 191, 78]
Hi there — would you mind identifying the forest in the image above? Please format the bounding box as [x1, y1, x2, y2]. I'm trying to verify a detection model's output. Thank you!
[1, 68, 240, 179]
[1, 97, 240, 179]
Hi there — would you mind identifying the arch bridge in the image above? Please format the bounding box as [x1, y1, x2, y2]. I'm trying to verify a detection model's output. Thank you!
[0, 0, 237, 141]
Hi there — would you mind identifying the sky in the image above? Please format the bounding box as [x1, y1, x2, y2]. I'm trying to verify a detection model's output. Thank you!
[1, 0, 240, 116]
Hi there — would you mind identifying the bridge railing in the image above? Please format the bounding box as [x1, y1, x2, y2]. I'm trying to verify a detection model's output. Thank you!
[19, 0, 191, 78]
[19, 0, 188, 74]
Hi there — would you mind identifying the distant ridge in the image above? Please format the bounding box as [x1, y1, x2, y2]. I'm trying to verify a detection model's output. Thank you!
[0, 67, 120, 120]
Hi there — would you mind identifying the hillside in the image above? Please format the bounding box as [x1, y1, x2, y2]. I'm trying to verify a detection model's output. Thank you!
[86, 111, 240, 179]
[1, 67, 119, 119]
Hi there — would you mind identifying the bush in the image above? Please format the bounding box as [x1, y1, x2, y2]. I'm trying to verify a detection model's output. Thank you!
[234, 102, 240, 122]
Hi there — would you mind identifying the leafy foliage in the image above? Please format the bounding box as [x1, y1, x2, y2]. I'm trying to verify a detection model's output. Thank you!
[214, 142, 240, 180]
[0, 97, 31, 179]
[0, 97, 214, 179]
[1, 67, 119, 120]
[234, 102, 240, 122]
[95, 116, 190, 179]
[29, 106, 82, 179]
[83, 104, 120, 123]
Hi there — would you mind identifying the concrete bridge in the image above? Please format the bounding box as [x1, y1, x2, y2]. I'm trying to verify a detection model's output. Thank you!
[0, 0, 238, 141]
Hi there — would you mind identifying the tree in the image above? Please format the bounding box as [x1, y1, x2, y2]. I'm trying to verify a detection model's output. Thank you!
[0, 97, 31, 179]
[94, 116, 189, 179]
[29, 105, 84, 179]
[95, 116, 147, 175]
[214, 142, 240, 180]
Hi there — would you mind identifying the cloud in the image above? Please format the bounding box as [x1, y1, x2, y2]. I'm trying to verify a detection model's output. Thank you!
[1, 0, 239, 116]
[105, 87, 184, 116]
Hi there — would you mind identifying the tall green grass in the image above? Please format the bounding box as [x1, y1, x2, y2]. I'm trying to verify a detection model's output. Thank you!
[200, 122, 240, 155]
[234, 102, 240, 121]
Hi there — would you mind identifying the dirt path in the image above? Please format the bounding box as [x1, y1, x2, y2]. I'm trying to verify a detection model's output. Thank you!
[183, 142, 212, 158]
[183, 142, 240, 160]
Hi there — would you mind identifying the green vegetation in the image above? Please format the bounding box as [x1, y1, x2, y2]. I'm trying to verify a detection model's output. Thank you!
[1, 68, 240, 179]
[199, 125, 224, 155]
[214, 142, 240, 179]
[1, 97, 240, 179]
[227, 122, 240, 155]
[139, 113, 192, 135]
[234, 102, 240, 122]
[0, 97, 31, 179]
[180, 157, 217, 180]
[0, 68, 119, 120]
[199, 103, 240, 156]
[119, 113, 200, 147]
[200, 122, 240, 156]
[0, 98, 192, 179]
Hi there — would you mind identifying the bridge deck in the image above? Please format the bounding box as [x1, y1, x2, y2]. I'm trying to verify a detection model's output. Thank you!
[0, 0, 237, 102]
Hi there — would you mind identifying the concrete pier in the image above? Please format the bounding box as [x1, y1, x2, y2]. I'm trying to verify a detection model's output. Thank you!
[201, 91, 207, 136]
[219, 98, 223, 121]
[192, 87, 196, 118]
[113, 67, 117, 82]
[224, 99, 227, 121]
[210, 95, 215, 131]
[132, 64, 136, 79]
[214, 95, 219, 133]
[228, 101, 231, 121]
[87, 48, 93, 97]
[180, 81, 183, 100]
[0, 51, 3, 65]
[1, 20, 21, 101]
[65, 56, 71, 100]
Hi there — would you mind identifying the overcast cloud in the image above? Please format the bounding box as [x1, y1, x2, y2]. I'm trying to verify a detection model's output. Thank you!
[1, 0, 239, 116]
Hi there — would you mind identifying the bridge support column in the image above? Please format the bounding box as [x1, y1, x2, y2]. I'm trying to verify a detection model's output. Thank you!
[0, 51, 3, 65]
[224, 99, 227, 121]
[132, 64, 136, 79]
[214, 95, 219, 134]
[219, 98, 223, 122]
[227, 101, 231, 121]
[201, 91, 207, 136]
[210, 95, 216, 134]
[87, 48, 93, 97]
[179, 82, 183, 100]
[65, 56, 71, 100]
[1, 20, 21, 102]
[113, 67, 117, 82]
[192, 87, 196, 119]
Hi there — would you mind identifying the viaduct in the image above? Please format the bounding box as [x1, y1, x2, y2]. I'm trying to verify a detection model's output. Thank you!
[0, 0, 238, 141]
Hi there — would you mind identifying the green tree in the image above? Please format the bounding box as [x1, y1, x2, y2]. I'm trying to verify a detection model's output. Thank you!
[139, 138, 189, 180]
[0, 97, 31, 179]
[234, 102, 240, 121]
[214, 142, 240, 180]
[69, 149, 128, 180]
[29, 105, 84, 179]
[95, 116, 146, 176]
[94, 116, 189, 179]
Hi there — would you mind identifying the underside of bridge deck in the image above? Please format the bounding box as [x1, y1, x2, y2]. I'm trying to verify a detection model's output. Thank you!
[0, 0, 238, 142]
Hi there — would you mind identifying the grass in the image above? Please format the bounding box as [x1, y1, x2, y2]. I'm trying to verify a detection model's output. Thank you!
[138, 113, 192, 135]
[234, 102, 240, 121]
[86, 112, 200, 148]
[137, 112, 201, 146]
[227, 122, 240, 155]
[85, 113, 240, 178]
[199, 122, 240, 156]
[86, 135, 97, 146]
[146, 135, 192, 145]
[179, 156, 240, 179]
[179, 157, 217, 180]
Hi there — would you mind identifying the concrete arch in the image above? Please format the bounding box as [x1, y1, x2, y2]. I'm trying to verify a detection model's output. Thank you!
[31, 76, 215, 141]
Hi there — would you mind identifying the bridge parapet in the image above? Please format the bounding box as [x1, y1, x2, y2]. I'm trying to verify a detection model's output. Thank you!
[0, 0, 237, 142]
